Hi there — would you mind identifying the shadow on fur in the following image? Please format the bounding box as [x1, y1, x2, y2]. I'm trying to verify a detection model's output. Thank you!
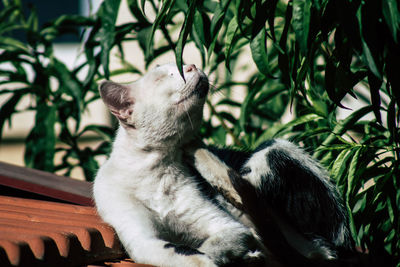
[228, 169, 372, 267]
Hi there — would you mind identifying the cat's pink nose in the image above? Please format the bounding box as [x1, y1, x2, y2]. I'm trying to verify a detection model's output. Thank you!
[185, 64, 197, 72]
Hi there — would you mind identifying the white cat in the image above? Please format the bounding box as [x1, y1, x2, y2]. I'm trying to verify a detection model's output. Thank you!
[93, 64, 268, 267]
[93, 63, 352, 267]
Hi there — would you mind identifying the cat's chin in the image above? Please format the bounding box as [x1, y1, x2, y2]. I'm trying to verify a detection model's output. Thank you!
[176, 71, 209, 104]
[194, 75, 209, 98]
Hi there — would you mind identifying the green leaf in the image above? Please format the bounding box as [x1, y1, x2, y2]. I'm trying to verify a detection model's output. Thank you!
[361, 40, 381, 79]
[254, 86, 285, 106]
[78, 147, 99, 181]
[207, 0, 232, 60]
[382, 0, 400, 43]
[216, 99, 241, 107]
[97, 0, 121, 79]
[254, 114, 322, 147]
[224, 17, 240, 72]
[250, 28, 269, 76]
[315, 106, 373, 158]
[147, 0, 176, 59]
[266, 0, 279, 41]
[278, 2, 292, 87]
[357, 7, 382, 79]
[239, 85, 260, 132]
[137, 26, 153, 60]
[353, 192, 367, 214]
[292, 0, 311, 54]
[346, 146, 362, 244]
[386, 196, 395, 224]
[175, 0, 197, 80]
[0, 90, 26, 142]
[26, 4, 38, 32]
[193, 10, 206, 46]
[347, 146, 362, 198]
[0, 36, 30, 52]
[368, 71, 382, 124]
[127, 0, 150, 25]
[51, 58, 83, 126]
[0, 5, 18, 23]
[211, 126, 227, 146]
[78, 124, 114, 141]
[330, 148, 354, 185]
[24, 103, 57, 172]
[192, 10, 206, 64]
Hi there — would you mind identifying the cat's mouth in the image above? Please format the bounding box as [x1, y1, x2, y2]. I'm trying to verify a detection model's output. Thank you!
[176, 75, 209, 105]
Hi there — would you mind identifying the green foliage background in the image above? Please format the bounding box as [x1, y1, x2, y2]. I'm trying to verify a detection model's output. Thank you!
[0, 0, 399, 265]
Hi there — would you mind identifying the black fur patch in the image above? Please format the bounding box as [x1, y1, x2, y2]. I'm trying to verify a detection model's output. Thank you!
[164, 243, 204, 256]
[262, 149, 345, 240]
[186, 163, 219, 201]
[226, 169, 312, 267]
[239, 166, 251, 176]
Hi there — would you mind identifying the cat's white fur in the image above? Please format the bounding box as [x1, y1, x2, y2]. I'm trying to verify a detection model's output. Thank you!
[93, 64, 267, 267]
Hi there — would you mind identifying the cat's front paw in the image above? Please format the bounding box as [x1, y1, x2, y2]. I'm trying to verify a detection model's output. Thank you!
[242, 250, 267, 267]
[200, 230, 266, 266]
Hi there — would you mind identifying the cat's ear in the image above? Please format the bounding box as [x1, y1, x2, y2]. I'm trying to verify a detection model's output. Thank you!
[99, 81, 135, 124]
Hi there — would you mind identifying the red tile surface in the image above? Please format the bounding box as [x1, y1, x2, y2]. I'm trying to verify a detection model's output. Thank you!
[0, 162, 157, 266]
[0, 195, 126, 266]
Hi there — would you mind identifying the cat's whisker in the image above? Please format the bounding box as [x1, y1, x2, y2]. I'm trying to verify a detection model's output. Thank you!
[206, 81, 244, 99]
[183, 101, 195, 131]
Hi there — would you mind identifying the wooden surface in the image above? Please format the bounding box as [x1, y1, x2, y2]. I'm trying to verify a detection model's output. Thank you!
[0, 162, 93, 206]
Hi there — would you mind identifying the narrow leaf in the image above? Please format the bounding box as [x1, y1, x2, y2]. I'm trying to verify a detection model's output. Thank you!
[292, 0, 311, 54]
[368, 71, 382, 124]
[127, 0, 150, 25]
[224, 17, 240, 72]
[175, 0, 197, 80]
[250, 28, 269, 76]
[330, 148, 354, 184]
[97, 0, 121, 79]
[382, 0, 400, 43]
[0, 90, 25, 142]
[147, 0, 176, 59]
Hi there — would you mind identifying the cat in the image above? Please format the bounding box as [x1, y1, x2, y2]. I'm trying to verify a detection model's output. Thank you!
[93, 63, 353, 267]
[186, 141, 355, 266]
[93, 63, 271, 267]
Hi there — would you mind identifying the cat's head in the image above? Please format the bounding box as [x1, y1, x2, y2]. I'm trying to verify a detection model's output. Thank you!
[99, 63, 209, 148]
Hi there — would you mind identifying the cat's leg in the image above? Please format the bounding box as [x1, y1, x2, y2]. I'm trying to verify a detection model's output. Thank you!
[189, 146, 244, 209]
[184, 145, 280, 266]
[193, 210, 270, 267]
[94, 184, 217, 267]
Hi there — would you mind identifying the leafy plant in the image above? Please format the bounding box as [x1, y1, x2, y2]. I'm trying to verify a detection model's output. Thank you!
[0, 0, 121, 180]
[0, 0, 399, 265]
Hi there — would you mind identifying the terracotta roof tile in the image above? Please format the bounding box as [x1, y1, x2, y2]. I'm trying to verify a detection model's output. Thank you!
[0, 195, 126, 266]
[0, 162, 157, 266]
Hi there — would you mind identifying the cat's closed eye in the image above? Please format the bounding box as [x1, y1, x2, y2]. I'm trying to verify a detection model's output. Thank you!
[154, 74, 167, 82]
